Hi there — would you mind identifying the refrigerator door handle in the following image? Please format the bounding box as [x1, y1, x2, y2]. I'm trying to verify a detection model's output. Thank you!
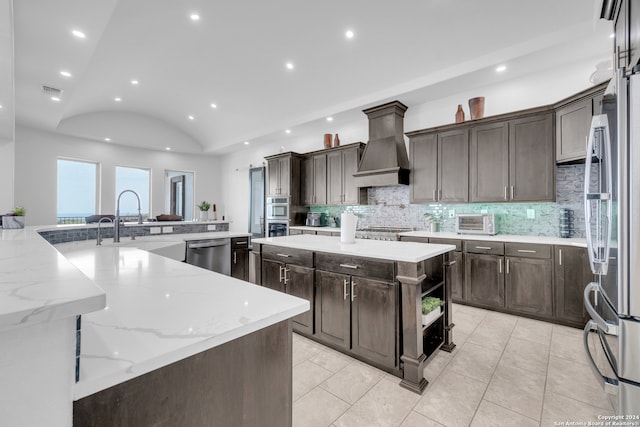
[584, 282, 619, 336]
[583, 320, 619, 395]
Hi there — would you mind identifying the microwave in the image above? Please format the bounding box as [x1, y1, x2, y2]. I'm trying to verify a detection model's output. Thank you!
[266, 196, 289, 220]
[455, 214, 496, 235]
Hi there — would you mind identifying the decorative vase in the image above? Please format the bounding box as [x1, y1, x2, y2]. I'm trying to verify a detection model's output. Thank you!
[324, 134, 332, 149]
[430, 222, 439, 232]
[199, 210, 208, 221]
[333, 133, 340, 147]
[455, 105, 465, 123]
[212, 204, 218, 221]
[468, 97, 485, 120]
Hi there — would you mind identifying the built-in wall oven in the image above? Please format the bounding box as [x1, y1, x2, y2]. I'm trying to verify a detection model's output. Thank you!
[266, 221, 288, 237]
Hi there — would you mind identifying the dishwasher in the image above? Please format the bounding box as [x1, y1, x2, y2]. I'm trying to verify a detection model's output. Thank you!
[185, 239, 231, 275]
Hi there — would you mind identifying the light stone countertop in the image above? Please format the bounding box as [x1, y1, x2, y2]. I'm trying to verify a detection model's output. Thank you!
[253, 234, 455, 263]
[397, 231, 587, 247]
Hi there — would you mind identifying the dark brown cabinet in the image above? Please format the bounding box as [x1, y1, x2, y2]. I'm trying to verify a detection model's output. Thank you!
[265, 153, 301, 204]
[231, 237, 250, 281]
[409, 129, 468, 203]
[555, 98, 592, 162]
[315, 269, 351, 349]
[554, 245, 594, 326]
[429, 238, 463, 301]
[470, 121, 509, 202]
[504, 243, 553, 318]
[464, 253, 505, 308]
[301, 154, 327, 206]
[327, 144, 367, 205]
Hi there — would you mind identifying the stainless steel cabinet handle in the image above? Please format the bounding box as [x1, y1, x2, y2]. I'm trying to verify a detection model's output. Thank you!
[235, 241, 248, 245]
[504, 186, 508, 201]
[506, 258, 510, 274]
[343, 279, 349, 300]
[559, 249, 562, 266]
[283, 268, 290, 285]
[279, 265, 284, 283]
[517, 249, 537, 253]
[351, 281, 357, 301]
[339, 263, 359, 269]
[510, 185, 514, 200]
[499, 258, 503, 273]
[475, 246, 492, 250]
[277, 253, 292, 258]
[438, 189, 442, 201]
[233, 251, 237, 264]
[433, 189, 437, 201]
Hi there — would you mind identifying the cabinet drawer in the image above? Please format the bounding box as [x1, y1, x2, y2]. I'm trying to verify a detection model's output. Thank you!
[316, 253, 394, 281]
[262, 245, 314, 268]
[464, 240, 504, 255]
[505, 243, 551, 259]
[231, 237, 250, 249]
[316, 230, 334, 236]
[429, 238, 462, 251]
[399, 236, 428, 243]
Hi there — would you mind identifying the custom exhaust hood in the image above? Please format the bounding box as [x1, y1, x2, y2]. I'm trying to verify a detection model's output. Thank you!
[353, 101, 410, 187]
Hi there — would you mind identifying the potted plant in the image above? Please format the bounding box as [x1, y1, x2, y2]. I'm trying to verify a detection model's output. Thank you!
[421, 296, 442, 326]
[2, 206, 26, 229]
[196, 201, 211, 221]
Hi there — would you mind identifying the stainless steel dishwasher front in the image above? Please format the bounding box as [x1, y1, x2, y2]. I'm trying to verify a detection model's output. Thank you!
[185, 238, 231, 275]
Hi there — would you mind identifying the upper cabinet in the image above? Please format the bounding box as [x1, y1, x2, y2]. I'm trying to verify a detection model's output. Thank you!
[469, 112, 554, 203]
[409, 128, 468, 203]
[265, 153, 301, 204]
[327, 144, 367, 205]
[301, 153, 327, 206]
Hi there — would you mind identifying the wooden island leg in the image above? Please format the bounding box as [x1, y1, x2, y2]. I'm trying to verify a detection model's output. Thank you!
[441, 251, 457, 352]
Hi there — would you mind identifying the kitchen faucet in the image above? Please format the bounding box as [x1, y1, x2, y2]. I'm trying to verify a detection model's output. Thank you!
[96, 217, 113, 245]
[114, 189, 143, 243]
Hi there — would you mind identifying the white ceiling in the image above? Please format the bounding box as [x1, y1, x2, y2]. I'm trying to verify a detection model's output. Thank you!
[6, 0, 612, 155]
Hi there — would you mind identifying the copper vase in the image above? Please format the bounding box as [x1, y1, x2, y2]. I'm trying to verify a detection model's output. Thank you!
[455, 105, 465, 123]
[324, 134, 332, 149]
[333, 133, 340, 147]
[468, 97, 485, 120]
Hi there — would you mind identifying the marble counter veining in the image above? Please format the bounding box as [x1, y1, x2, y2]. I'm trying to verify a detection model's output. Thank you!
[0, 227, 106, 331]
[253, 234, 455, 263]
[398, 231, 587, 247]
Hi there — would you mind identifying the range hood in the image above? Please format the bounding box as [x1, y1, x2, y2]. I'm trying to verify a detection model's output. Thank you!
[353, 101, 410, 187]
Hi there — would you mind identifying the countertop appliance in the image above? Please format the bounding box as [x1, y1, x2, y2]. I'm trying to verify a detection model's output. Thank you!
[185, 238, 231, 276]
[305, 212, 326, 227]
[582, 62, 640, 413]
[455, 214, 496, 235]
[355, 227, 414, 241]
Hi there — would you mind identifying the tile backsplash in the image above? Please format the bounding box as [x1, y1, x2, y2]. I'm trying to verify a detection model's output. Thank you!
[312, 164, 585, 238]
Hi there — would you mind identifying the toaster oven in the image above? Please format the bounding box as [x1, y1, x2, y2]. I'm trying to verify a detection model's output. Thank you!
[455, 214, 496, 235]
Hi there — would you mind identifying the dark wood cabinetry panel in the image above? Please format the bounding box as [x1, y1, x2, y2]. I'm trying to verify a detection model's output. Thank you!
[509, 113, 555, 202]
[470, 121, 509, 202]
[505, 257, 553, 317]
[448, 251, 464, 301]
[554, 245, 594, 326]
[409, 133, 438, 203]
[231, 237, 250, 281]
[315, 270, 350, 349]
[327, 150, 343, 205]
[262, 259, 286, 293]
[265, 153, 301, 204]
[351, 277, 397, 368]
[438, 129, 469, 202]
[286, 264, 315, 334]
[342, 146, 365, 204]
[556, 98, 592, 162]
[464, 253, 504, 308]
[301, 154, 327, 206]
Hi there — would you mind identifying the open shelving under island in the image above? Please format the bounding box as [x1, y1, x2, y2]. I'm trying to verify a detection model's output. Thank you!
[251, 234, 457, 393]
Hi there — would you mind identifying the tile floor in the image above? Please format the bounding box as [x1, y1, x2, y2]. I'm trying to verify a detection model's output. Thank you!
[291, 303, 615, 427]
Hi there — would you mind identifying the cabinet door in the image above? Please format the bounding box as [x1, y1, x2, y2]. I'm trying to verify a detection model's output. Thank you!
[505, 257, 553, 317]
[555, 246, 594, 325]
[556, 99, 592, 162]
[231, 248, 249, 281]
[509, 114, 554, 202]
[285, 264, 315, 335]
[277, 156, 291, 197]
[342, 147, 362, 205]
[351, 277, 397, 368]
[464, 253, 504, 308]
[409, 133, 438, 203]
[438, 129, 469, 202]
[262, 259, 285, 292]
[470, 122, 509, 202]
[267, 159, 280, 196]
[315, 270, 350, 349]
[449, 251, 464, 301]
[301, 156, 314, 206]
[313, 154, 327, 205]
[327, 151, 343, 205]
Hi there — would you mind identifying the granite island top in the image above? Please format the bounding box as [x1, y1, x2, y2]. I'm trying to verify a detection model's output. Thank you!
[253, 234, 455, 263]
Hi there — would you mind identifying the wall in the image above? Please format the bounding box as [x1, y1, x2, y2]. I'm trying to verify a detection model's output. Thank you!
[14, 126, 222, 226]
[0, 140, 14, 214]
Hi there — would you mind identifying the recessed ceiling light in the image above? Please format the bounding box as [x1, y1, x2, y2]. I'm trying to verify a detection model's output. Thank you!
[610, 33, 615, 38]
[326, 117, 333, 122]
[72, 29, 86, 39]
[60, 70, 72, 77]
[244, 141, 250, 145]
[104, 137, 111, 142]
[190, 13, 200, 21]
[496, 65, 507, 72]
[345, 30, 355, 39]
[285, 129, 291, 134]
[210, 103, 217, 109]
[165, 147, 171, 151]
[131, 80, 139, 85]
[0, 104, 3, 109]
[51, 96, 61, 102]
[114, 97, 122, 102]
[285, 62, 294, 70]
[188, 115, 195, 120]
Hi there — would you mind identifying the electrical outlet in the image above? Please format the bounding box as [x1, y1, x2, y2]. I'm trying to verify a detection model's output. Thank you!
[162, 226, 173, 233]
[527, 209, 535, 219]
[481, 208, 488, 214]
[449, 209, 456, 218]
[207, 224, 217, 231]
[149, 227, 161, 234]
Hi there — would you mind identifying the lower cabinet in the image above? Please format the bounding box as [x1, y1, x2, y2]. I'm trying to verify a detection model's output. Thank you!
[554, 245, 594, 326]
[464, 253, 504, 308]
[231, 237, 249, 281]
[505, 256, 553, 317]
[315, 270, 351, 349]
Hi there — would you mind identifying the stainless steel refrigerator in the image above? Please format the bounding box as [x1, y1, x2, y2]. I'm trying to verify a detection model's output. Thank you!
[583, 65, 640, 414]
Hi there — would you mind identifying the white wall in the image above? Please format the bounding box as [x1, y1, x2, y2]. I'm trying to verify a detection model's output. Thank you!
[14, 126, 222, 226]
[0, 141, 15, 214]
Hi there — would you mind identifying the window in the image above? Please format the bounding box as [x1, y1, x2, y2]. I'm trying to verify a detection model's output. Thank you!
[115, 166, 150, 219]
[57, 159, 98, 224]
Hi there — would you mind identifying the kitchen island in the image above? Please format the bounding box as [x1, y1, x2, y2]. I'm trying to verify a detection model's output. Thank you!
[1, 226, 308, 427]
[252, 234, 456, 394]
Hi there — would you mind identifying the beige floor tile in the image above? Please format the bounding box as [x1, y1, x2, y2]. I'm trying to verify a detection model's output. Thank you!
[400, 411, 445, 427]
[320, 360, 385, 404]
[293, 387, 350, 427]
[470, 400, 539, 427]
[414, 369, 487, 427]
[423, 349, 454, 384]
[293, 336, 324, 366]
[451, 329, 469, 347]
[550, 324, 590, 365]
[293, 360, 334, 402]
[453, 308, 487, 336]
[447, 341, 502, 383]
[309, 347, 354, 373]
[467, 324, 512, 352]
[500, 335, 550, 375]
[481, 311, 518, 330]
[511, 316, 553, 346]
[484, 362, 546, 420]
[546, 355, 614, 411]
[334, 377, 421, 427]
[541, 391, 615, 425]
